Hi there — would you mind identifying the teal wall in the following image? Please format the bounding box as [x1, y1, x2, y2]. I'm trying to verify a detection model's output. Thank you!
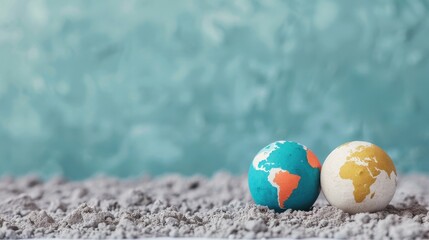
[1, 0, 428, 179]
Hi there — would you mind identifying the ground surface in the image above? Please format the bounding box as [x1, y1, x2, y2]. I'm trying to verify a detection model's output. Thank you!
[0, 173, 429, 239]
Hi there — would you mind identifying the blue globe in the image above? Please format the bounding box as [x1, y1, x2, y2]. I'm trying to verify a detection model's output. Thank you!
[248, 141, 321, 211]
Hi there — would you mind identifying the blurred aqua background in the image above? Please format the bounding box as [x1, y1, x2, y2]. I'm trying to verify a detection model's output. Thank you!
[0, 0, 429, 179]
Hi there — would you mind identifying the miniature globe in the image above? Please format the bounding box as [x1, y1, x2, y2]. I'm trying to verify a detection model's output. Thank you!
[248, 141, 321, 211]
[321, 141, 397, 213]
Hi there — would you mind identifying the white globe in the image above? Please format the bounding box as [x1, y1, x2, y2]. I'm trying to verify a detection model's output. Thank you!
[321, 141, 397, 213]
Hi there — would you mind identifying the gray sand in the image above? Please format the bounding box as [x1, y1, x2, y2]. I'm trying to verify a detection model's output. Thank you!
[0, 172, 428, 239]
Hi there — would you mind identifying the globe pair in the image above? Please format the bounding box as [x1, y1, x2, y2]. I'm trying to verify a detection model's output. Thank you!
[248, 140, 397, 214]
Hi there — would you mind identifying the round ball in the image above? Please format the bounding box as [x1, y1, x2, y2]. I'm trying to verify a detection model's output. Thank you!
[321, 141, 397, 213]
[248, 141, 321, 211]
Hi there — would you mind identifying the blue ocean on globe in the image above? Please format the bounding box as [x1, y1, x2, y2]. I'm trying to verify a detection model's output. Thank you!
[248, 141, 321, 211]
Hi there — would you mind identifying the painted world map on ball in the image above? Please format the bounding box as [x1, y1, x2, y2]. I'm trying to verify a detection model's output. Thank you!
[248, 141, 321, 211]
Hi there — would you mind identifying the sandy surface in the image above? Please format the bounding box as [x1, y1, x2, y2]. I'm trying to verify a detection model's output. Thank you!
[0, 172, 428, 239]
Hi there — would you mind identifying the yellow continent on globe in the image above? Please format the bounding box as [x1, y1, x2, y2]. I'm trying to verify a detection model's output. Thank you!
[339, 144, 396, 203]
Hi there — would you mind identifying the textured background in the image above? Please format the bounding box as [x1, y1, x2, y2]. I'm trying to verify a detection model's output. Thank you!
[0, 0, 429, 179]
